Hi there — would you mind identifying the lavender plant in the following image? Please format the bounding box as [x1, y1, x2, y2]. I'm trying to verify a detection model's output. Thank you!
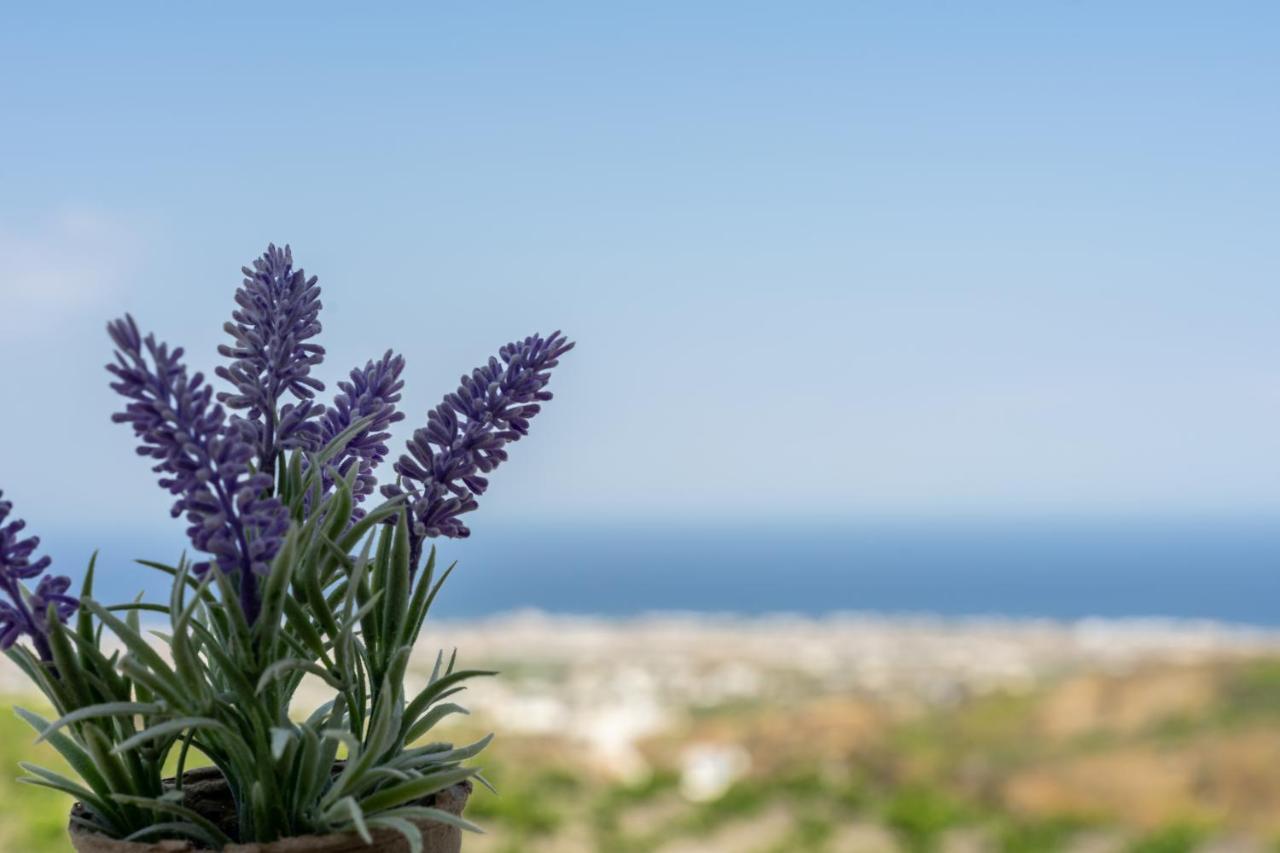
[3, 244, 573, 852]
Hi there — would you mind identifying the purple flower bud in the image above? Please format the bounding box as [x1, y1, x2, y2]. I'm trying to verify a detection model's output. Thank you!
[384, 331, 572, 557]
[0, 490, 76, 659]
[216, 244, 325, 476]
[32, 575, 78, 625]
[108, 315, 290, 622]
[315, 350, 407, 506]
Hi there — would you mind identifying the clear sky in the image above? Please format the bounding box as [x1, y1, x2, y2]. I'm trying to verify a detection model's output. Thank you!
[1, 3, 1278, 541]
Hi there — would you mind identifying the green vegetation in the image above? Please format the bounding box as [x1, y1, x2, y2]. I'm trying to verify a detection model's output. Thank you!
[6, 655, 1280, 851]
[883, 785, 971, 851]
[1223, 659, 1280, 722]
[1127, 824, 1209, 853]
[997, 816, 1093, 853]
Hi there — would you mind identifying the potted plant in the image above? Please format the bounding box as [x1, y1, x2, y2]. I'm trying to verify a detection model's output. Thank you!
[0, 244, 573, 852]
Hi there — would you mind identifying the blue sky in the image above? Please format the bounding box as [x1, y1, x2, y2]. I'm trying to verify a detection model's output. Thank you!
[1, 3, 1279, 545]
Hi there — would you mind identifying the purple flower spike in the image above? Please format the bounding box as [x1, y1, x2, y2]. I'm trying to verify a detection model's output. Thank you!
[384, 331, 573, 554]
[108, 315, 290, 622]
[0, 490, 76, 659]
[216, 244, 326, 476]
[316, 350, 407, 505]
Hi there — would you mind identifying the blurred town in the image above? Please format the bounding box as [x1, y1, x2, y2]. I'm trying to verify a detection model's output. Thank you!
[6, 613, 1280, 852]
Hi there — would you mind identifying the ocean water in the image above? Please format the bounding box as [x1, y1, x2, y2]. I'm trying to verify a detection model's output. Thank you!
[33, 518, 1280, 626]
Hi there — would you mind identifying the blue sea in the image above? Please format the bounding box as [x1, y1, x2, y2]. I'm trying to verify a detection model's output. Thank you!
[36, 518, 1280, 626]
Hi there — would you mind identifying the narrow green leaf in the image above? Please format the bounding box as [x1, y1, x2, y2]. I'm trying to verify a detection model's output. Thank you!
[316, 415, 376, 467]
[403, 547, 437, 646]
[124, 821, 223, 847]
[380, 805, 483, 834]
[110, 717, 228, 755]
[82, 599, 184, 706]
[256, 658, 344, 694]
[404, 670, 495, 729]
[358, 766, 477, 814]
[45, 611, 91, 707]
[77, 552, 98, 648]
[336, 796, 373, 844]
[103, 602, 170, 615]
[282, 595, 330, 662]
[270, 726, 295, 761]
[366, 816, 423, 853]
[404, 703, 469, 745]
[382, 511, 411, 657]
[112, 794, 233, 847]
[419, 562, 457, 637]
[14, 708, 118, 805]
[18, 763, 125, 829]
[169, 569, 213, 704]
[325, 479, 354, 545]
[35, 702, 161, 744]
[336, 497, 404, 554]
[398, 733, 494, 768]
[254, 526, 299, 650]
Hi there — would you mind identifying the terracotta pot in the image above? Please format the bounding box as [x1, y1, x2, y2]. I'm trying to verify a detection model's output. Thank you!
[68, 766, 472, 853]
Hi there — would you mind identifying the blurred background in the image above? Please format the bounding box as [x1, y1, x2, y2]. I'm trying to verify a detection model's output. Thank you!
[2, 3, 1280, 851]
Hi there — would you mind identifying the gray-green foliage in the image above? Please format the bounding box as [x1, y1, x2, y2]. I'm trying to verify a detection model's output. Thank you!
[7, 435, 490, 852]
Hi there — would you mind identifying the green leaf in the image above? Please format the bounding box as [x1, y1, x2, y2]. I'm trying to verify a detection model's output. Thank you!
[282, 593, 330, 662]
[112, 794, 233, 847]
[35, 702, 161, 744]
[398, 733, 494, 769]
[254, 526, 299, 650]
[117, 656, 188, 712]
[110, 717, 229, 755]
[336, 497, 404, 555]
[284, 450, 304, 511]
[103, 602, 171, 615]
[357, 766, 477, 814]
[402, 547, 437, 646]
[136, 559, 215, 604]
[256, 658, 344, 694]
[365, 524, 393, 650]
[6, 645, 72, 711]
[324, 479, 354, 545]
[404, 670, 495, 730]
[293, 727, 329, 814]
[45, 610, 91, 707]
[417, 561, 457, 639]
[60, 632, 131, 699]
[82, 599, 185, 706]
[298, 543, 340, 640]
[123, 822, 224, 848]
[169, 570, 213, 704]
[381, 511, 412, 659]
[366, 816, 423, 853]
[191, 626, 259, 710]
[77, 552, 98, 650]
[380, 805, 483, 834]
[403, 703, 469, 745]
[14, 708, 119, 807]
[210, 569, 254, 653]
[315, 415, 376, 467]
[334, 796, 373, 844]
[473, 772, 498, 795]
[325, 680, 397, 807]
[270, 726, 296, 761]
[18, 763, 125, 830]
